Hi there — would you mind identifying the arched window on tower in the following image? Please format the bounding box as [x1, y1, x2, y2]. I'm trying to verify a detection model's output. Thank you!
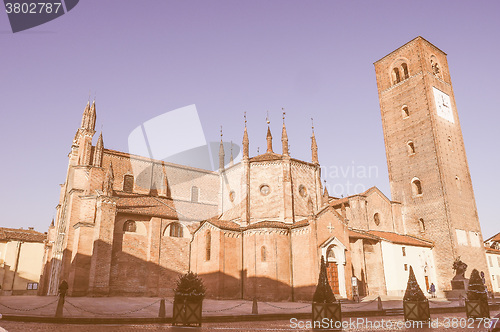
[169, 222, 183, 238]
[123, 220, 136, 232]
[205, 230, 211, 261]
[456, 176, 461, 191]
[419, 218, 425, 232]
[261, 246, 267, 262]
[412, 178, 423, 196]
[401, 105, 410, 118]
[392, 67, 401, 85]
[407, 141, 415, 155]
[401, 63, 409, 79]
[123, 175, 134, 193]
[191, 186, 199, 202]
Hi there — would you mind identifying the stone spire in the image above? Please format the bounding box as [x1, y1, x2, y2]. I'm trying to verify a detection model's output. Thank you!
[229, 141, 234, 166]
[266, 113, 273, 153]
[50, 218, 54, 227]
[243, 112, 249, 160]
[93, 132, 104, 167]
[323, 180, 329, 205]
[281, 109, 289, 156]
[80, 101, 91, 129]
[219, 126, 225, 170]
[80, 100, 97, 131]
[88, 100, 97, 131]
[103, 162, 114, 196]
[311, 118, 318, 164]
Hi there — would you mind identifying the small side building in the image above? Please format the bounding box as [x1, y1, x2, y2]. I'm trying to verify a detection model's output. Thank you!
[0, 227, 46, 295]
[485, 232, 500, 294]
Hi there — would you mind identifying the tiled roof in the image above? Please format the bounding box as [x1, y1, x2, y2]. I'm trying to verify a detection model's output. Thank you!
[0, 227, 46, 243]
[368, 230, 433, 248]
[485, 232, 500, 243]
[115, 192, 218, 221]
[250, 152, 283, 162]
[349, 229, 380, 241]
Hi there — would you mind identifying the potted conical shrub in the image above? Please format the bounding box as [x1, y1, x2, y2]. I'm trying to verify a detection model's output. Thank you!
[465, 269, 490, 319]
[312, 256, 341, 329]
[172, 272, 206, 326]
[403, 266, 430, 322]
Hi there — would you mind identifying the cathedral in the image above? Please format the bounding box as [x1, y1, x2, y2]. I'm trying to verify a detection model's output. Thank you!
[40, 37, 492, 301]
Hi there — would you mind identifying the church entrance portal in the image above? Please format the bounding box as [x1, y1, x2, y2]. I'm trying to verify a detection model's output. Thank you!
[326, 262, 339, 294]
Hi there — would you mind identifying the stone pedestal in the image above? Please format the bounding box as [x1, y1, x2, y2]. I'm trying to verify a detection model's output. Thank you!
[444, 278, 469, 300]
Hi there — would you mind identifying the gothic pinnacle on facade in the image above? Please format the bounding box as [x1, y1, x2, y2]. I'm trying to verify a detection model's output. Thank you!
[80, 100, 96, 132]
[219, 126, 225, 170]
[266, 115, 273, 154]
[281, 111, 289, 156]
[80, 101, 90, 128]
[243, 113, 249, 160]
[311, 119, 318, 164]
[229, 141, 234, 166]
[93, 132, 104, 167]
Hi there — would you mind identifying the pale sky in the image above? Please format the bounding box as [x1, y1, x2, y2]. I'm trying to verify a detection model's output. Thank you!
[0, 0, 499, 239]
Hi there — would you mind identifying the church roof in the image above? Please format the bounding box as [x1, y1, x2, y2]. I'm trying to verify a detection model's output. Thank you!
[0, 227, 46, 243]
[349, 229, 380, 240]
[367, 230, 433, 248]
[115, 192, 217, 221]
[485, 232, 500, 243]
[250, 152, 283, 162]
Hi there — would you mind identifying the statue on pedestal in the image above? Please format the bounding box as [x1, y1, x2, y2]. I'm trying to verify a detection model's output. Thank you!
[451, 257, 469, 290]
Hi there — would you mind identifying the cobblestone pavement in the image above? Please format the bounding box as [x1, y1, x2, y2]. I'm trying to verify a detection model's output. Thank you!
[1, 312, 499, 332]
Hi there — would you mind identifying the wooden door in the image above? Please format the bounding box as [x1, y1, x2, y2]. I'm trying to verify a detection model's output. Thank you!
[326, 262, 339, 294]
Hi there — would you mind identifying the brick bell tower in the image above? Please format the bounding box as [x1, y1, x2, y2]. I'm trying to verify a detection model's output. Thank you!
[374, 37, 491, 293]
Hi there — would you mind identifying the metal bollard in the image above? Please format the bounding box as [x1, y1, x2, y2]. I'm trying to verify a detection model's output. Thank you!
[377, 296, 383, 310]
[55, 295, 65, 318]
[252, 297, 258, 314]
[159, 298, 166, 318]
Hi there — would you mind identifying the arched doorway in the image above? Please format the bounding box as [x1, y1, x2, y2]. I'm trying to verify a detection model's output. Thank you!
[320, 237, 347, 298]
[326, 246, 339, 294]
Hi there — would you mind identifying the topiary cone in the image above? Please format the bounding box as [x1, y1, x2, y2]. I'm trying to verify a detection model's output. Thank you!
[313, 256, 336, 303]
[403, 266, 427, 302]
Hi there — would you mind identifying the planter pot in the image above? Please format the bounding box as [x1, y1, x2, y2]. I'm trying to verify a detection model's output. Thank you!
[403, 300, 430, 322]
[465, 299, 490, 319]
[172, 300, 203, 326]
[312, 302, 342, 329]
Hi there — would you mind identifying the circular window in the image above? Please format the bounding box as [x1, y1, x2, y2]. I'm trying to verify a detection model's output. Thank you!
[299, 185, 307, 197]
[229, 191, 235, 202]
[374, 213, 380, 226]
[260, 184, 270, 196]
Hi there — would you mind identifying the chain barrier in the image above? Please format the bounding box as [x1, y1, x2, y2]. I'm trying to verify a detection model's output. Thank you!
[429, 300, 455, 306]
[341, 297, 378, 309]
[202, 302, 246, 313]
[262, 302, 310, 310]
[0, 298, 59, 312]
[65, 299, 160, 316]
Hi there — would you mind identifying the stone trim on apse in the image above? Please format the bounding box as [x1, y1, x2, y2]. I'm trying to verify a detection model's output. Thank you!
[244, 229, 289, 236]
[250, 161, 282, 167]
